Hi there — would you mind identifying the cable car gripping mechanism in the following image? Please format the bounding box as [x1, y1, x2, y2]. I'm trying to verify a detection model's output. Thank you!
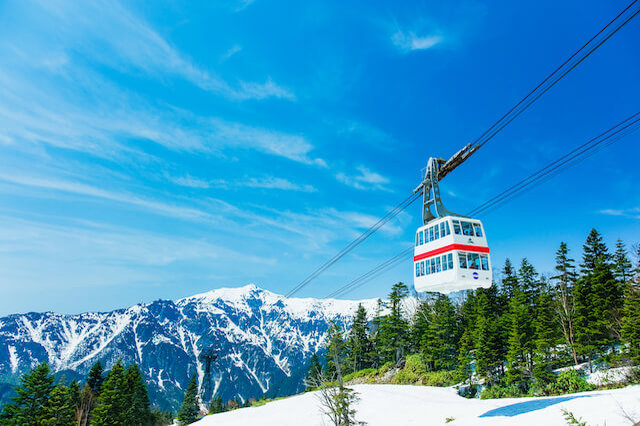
[413, 144, 477, 225]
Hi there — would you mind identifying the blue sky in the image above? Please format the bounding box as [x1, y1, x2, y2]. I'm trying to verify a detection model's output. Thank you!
[0, 0, 638, 315]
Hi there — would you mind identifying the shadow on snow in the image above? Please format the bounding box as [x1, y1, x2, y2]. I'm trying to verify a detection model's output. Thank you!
[479, 395, 592, 417]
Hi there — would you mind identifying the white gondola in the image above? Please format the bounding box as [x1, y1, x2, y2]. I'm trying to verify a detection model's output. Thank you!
[413, 216, 491, 293]
[412, 156, 493, 293]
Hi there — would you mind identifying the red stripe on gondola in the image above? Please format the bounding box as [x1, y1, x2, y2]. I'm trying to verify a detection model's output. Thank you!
[413, 244, 490, 261]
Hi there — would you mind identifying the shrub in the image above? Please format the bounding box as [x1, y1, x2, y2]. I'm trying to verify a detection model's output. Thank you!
[392, 355, 426, 384]
[343, 369, 376, 383]
[480, 384, 525, 399]
[551, 370, 594, 394]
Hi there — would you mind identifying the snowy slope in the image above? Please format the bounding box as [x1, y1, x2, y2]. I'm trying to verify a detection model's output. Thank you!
[0, 284, 379, 410]
[195, 384, 640, 426]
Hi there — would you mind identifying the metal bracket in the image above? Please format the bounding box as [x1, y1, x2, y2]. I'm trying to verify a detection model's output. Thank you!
[413, 157, 466, 225]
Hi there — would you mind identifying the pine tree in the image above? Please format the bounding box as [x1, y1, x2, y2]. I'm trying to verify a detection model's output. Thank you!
[367, 299, 384, 368]
[346, 304, 370, 372]
[0, 362, 55, 425]
[377, 282, 409, 363]
[574, 229, 621, 369]
[124, 364, 151, 425]
[501, 258, 519, 298]
[306, 353, 323, 389]
[474, 288, 505, 383]
[518, 258, 540, 303]
[552, 242, 578, 365]
[532, 283, 558, 384]
[505, 290, 534, 389]
[580, 228, 610, 272]
[177, 374, 200, 425]
[422, 295, 458, 371]
[91, 360, 127, 426]
[87, 361, 104, 395]
[622, 245, 640, 363]
[326, 321, 346, 377]
[208, 396, 225, 414]
[42, 383, 76, 426]
[613, 240, 633, 284]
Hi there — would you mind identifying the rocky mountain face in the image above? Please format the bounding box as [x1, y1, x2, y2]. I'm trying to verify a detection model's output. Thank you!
[0, 284, 378, 410]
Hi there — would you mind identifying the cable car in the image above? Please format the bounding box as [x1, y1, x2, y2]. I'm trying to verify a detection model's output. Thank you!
[413, 216, 491, 293]
[412, 155, 493, 293]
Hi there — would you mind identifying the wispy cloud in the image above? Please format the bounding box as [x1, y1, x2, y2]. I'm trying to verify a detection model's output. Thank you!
[599, 207, 640, 219]
[220, 45, 242, 62]
[167, 174, 316, 192]
[336, 166, 391, 191]
[26, 0, 292, 101]
[392, 30, 442, 52]
[0, 66, 321, 166]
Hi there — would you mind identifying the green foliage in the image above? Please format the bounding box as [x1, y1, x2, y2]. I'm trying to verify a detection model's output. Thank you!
[342, 369, 376, 383]
[622, 247, 640, 363]
[209, 396, 225, 413]
[87, 361, 104, 395]
[551, 370, 595, 394]
[346, 304, 371, 372]
[0, 362, 55, 425]
[177, 374, 200, 425]
[562, 409, 588, 426]
[480, 383, 524, 399]
[123, 364, 152, 425]
[42, 383, 76, 426]
[91, 359, 128, 426]
[376, 283, 410, 364]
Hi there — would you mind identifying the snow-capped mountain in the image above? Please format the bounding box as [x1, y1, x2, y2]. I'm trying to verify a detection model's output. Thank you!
[0, 284, 378, 410]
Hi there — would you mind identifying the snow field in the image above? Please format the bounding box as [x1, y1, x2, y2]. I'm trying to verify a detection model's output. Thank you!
[195, 384, 640, 426]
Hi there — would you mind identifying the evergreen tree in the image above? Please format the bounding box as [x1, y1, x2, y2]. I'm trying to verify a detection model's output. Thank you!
[177, 374, 200, 425]
[367, 299, 384, 368]
[326, 322, 347, 377]
[42, 383, 76, 426]
[208, 396, 225, 414]
[505, 290, 534, 389]
[501, 258, 519, 298]
[518, 258, 540, 303]
[474, 288, 505, 383]
[0, 362, 55, 425]
[87, 361, 104, 395]
[580, 228, 610, 272]
[91, 360, 127, 426]
[421, 295, 458, 371]
[532, 283, 558, 384]
[346, 304, 371, 372]
[306, 353, 323, 389]
[552, 242, 578, 365]
[575, 229, 622, 369]
[377, 282, 409, 363]
[622, 245, 640, 363]
[124, 364, 151, 425]
[613, 239, 633, 284]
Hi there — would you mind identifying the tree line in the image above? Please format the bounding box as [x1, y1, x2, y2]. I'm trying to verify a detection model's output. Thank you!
[310, 229, 640, 396]
[0, 360, 172, 426]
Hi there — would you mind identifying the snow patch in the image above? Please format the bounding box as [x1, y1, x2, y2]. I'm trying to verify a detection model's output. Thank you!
[8, 345, 19, 373]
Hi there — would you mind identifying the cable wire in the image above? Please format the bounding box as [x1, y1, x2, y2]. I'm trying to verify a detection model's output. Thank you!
[327, 114, 640, 298]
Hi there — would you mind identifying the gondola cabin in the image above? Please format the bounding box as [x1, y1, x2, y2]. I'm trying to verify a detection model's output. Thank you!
[414, 216, 491, 293]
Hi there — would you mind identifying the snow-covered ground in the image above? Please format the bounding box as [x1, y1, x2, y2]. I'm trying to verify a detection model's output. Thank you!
[195, 384, 640, 426]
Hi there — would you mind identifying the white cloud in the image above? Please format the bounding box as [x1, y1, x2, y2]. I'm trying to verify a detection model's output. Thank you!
[167, 174, 316, 192]
[245, 177, 316, 192]
[26, 0, 292, 101]
[599, 207, 640, 219]
[0, 66, 323, 166]
[221, 45, 242, 62]
[336, 166, 391, 191]
[392, 30, 442, 52]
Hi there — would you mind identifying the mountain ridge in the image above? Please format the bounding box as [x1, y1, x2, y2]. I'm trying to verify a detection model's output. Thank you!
[0, 284, 378, 410]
